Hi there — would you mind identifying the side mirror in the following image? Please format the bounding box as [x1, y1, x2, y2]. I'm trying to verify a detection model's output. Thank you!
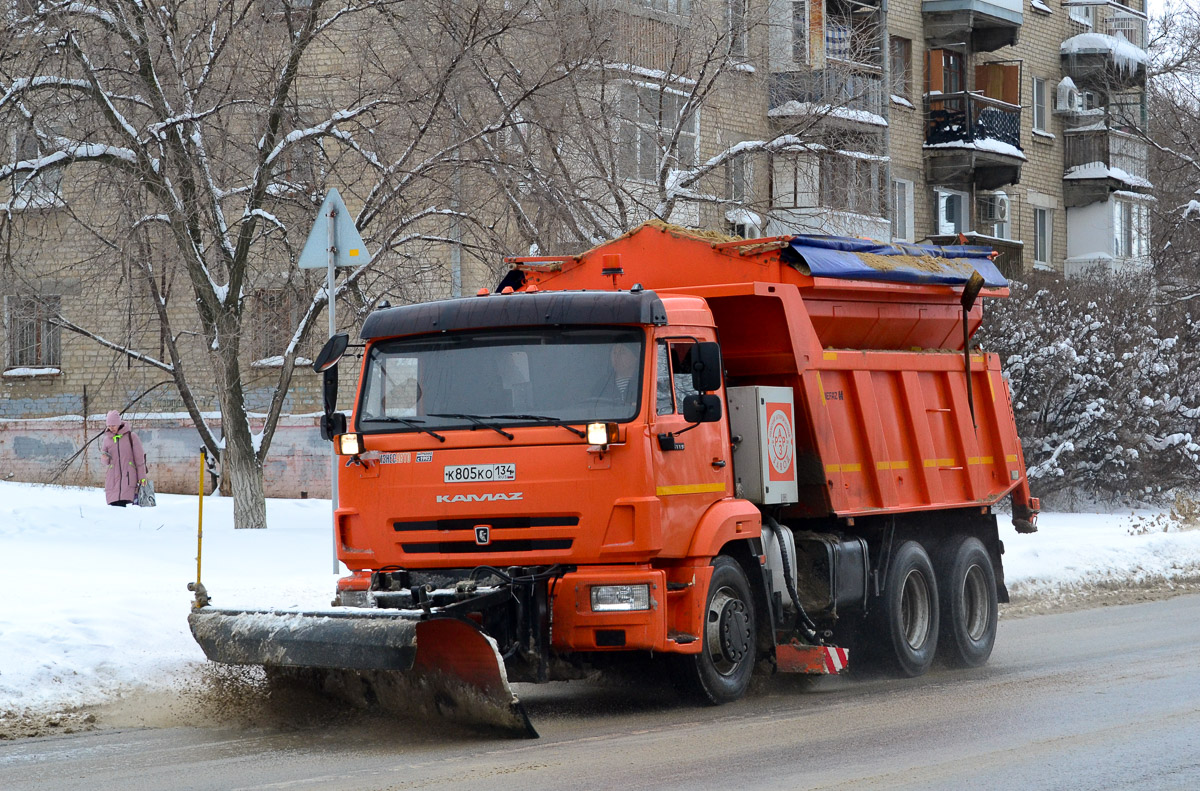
[683, 393, 722, 423]
[320, 412, 347, 442]
[312, 333, 350, 374]
[689, 342, 722, 393]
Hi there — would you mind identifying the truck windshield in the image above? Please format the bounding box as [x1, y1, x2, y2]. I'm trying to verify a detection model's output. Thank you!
[357, 327, 645, 433]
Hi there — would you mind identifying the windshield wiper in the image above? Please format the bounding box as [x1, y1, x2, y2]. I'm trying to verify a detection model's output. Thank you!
[364, 416, 446, 442]
[488, 414, 587, 438]
[426, 413, 515, 440]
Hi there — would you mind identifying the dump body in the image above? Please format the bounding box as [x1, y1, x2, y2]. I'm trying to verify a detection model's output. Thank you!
[506, 224, 1037, 525]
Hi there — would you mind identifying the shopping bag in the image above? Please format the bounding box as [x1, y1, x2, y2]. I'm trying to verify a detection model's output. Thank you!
[136, 479, 157, 508]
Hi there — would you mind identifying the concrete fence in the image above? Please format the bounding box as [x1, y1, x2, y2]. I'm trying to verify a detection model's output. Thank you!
[0, 414, 331, 498]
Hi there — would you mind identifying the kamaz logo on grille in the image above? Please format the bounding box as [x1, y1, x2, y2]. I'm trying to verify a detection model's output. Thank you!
[435, 492, 524, 503]
[474, 525, 491, 545]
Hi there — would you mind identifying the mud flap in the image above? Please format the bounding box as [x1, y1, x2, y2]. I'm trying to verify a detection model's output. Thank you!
[187, 609, 536, 738]
[775, 641, 849, 675]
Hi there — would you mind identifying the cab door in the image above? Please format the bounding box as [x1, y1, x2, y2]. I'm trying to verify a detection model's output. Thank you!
[649, 334, 732, 556]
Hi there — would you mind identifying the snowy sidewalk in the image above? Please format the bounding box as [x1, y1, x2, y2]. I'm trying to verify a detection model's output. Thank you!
[1, 481, 1198, 717]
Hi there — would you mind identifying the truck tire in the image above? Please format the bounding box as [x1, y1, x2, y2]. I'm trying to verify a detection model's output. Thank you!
[682, 555, 757, 704]
[874, 540, 939, 678]
[936, 537, 998, 668]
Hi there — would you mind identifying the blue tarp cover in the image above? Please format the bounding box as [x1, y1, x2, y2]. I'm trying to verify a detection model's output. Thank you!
[786, 236, 1008, 288]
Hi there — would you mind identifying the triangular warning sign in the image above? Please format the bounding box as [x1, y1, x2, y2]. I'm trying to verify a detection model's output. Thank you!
[297, 188, 372, 269]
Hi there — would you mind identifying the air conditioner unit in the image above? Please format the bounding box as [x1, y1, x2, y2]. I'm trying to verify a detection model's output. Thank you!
[979, 194, 1009, 224]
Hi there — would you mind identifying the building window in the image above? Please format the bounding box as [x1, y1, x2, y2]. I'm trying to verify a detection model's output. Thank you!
[1114, 198, 1150, 260]
[936, 188, 969, 235]
[1033, 207, 1052, 267]
[727, 0, 747, 58]
[4, 295, 61, 369]
[726, 156, 749, 202]
[251, 289, 301, 362]
[892, 179, 914, 242]
[819, 154, 884, 216]
[618, 84, 698, 182]
[7, 129, 63, 208]
[1068, 3, 1093, 26]
[1032, 77, 1048, 132]
[792, 0, 807, 64]
[890, 38, 912, 100]
[771, 153, 818, 209]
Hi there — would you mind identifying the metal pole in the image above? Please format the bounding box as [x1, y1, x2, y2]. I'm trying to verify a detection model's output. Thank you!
[197, 447, 206, 585]
[328, 204, 340, 575]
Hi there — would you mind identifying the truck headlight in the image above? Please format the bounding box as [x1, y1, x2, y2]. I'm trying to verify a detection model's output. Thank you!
[337, 433, 364, 456]
[587, 422, 618, 446]
[590, 584, 651, 612]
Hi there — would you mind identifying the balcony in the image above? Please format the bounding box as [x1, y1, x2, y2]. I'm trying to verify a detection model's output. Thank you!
[924, 92, 1025, 190]
[1061, 1, 1148, 90]
[1062, 124, 1150, 207]
[769, 66, 886, 128]
[923, 0, 1023, 52]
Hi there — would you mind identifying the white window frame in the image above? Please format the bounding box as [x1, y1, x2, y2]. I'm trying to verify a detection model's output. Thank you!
[1032, 77, 1048, 132]
[1033, 207, 1052, 268]
[892, 178, 914, 242]
[617, 82, 699, 183]
[8, 128, 64, 209]
[727, 0, 747, 59]
[1068, 3, 1094, 26]
[726, 156, 750, 203]
[1113, 196, 1151, 261]
[936, 188, 969, 236]
[791, 0, 808, 66]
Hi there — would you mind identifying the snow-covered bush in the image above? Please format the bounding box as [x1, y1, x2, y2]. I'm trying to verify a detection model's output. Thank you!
[979, 273, 1200, 504]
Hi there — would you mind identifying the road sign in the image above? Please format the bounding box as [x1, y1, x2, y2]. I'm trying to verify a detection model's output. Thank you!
[297, 188, 372, 269]
[297, 188, 372, 574]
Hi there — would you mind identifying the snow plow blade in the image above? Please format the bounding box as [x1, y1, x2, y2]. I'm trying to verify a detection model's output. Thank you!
[188, 608, 536, 737]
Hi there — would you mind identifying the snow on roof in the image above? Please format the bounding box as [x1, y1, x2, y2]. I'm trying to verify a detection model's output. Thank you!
[768, 101, 888, 127]
[1063, 161, 1152, 188]
[1061, 33, 1148, 73]
[923, 138, 1028, 161]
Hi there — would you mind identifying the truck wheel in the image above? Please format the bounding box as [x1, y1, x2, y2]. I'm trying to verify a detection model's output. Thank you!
[682, 555, 757, 704]
[937, 537, 998, 668]
[874, 540, 939, 677]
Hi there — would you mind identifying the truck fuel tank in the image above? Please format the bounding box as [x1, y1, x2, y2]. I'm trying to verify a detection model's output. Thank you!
[792, 531, 870, 618]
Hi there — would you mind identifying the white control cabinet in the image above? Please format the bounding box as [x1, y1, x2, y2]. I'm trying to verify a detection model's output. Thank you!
[726, 386, 799, 505]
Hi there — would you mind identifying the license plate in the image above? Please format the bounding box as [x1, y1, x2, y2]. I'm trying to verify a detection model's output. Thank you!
[443, 463, 516, 483]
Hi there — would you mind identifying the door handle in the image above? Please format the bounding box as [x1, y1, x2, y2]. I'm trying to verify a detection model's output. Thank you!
[712, 459, 727, 469]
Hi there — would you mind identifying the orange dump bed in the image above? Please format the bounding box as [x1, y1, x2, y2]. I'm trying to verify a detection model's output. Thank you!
[510, 224, 1037, 524]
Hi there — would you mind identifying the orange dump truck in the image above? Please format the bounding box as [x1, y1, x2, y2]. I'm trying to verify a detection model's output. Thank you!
[190, 223, 1039, 736]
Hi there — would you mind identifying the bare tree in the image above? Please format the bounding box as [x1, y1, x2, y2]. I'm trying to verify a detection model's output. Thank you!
[0, 0, 576, 527]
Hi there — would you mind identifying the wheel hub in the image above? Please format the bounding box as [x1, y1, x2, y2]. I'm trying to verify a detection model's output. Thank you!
[718, 599, 751, 662]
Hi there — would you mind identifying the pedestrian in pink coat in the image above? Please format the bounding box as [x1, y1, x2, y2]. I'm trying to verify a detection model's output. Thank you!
[101, 410, 148, 507]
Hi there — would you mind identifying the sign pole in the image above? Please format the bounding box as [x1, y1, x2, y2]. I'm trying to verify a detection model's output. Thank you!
[297, 188, 370, 578]
[328, 204, 340, 575]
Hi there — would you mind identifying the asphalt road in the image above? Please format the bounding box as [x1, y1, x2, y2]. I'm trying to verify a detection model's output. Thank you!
[4, 594, 1200, 791]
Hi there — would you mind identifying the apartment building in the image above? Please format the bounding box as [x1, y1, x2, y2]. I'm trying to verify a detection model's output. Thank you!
[1, 0, 1153, 426]
[759, 0, 1152, 279]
